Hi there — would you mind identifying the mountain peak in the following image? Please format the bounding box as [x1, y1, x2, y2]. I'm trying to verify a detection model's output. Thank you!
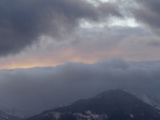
[95, 89, 128, 98]
[27, 89, 160, 120]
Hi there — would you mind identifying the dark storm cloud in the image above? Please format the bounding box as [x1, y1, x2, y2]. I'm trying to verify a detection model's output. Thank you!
[0, 0, 122, 56]
[0, 59, 160, 117]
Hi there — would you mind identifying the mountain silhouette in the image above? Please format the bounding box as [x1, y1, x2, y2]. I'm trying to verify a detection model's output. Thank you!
[26, 89, 160, 120]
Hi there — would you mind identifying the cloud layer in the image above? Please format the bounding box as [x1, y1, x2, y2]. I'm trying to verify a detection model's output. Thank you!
[0, 0, 160, 64]
[0, 59, 160, 117]
[129, 0, 160, 34]
[1, 25, 159, 69]
[0, 0, 122, 56]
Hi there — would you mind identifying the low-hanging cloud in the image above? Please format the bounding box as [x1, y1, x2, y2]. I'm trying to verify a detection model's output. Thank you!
[0, 0, 122, 56]
[0, 58, 160, 117]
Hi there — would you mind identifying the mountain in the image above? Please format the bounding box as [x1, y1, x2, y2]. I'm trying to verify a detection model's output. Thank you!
[123, 88, 160, 110]
[0, 103, 26, 118]
[26, 89, 160, 120]
[0, 110, 23, 120]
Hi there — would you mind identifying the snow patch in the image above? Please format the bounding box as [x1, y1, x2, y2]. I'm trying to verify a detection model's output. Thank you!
[52, 112, 61, 120]
[74, 110, 107, 120]
[130, 114, 134, 118]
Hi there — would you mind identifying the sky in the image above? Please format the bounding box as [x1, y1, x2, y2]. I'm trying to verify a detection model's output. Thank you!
[0, 0, 160, 69]
[0, 0, 160, 118]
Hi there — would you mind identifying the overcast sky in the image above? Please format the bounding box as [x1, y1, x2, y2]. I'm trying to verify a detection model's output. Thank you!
[0, 0, 159, 69]
[0, 0, 160, 118]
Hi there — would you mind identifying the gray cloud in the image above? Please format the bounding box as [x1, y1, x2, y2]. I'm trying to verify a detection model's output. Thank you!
[0, 26, 157, 69]
[0, 59, 160, 117]
[0, 0, 122, 56]
[130, 0, 160, 34]
[119, 35, 160, 49]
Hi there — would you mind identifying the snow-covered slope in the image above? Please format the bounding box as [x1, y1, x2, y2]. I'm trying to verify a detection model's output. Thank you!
[123, 88, 160, 110]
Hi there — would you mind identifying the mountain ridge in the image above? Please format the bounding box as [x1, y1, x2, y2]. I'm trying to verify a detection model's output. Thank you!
[0, 109, 22, 120]
[26, 89, 160, 120]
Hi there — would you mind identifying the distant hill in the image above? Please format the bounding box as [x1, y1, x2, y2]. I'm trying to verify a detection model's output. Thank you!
[26, 89, 160, 120]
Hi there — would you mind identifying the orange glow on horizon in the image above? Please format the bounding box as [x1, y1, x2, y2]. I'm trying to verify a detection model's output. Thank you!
[0, 47, 159, 70]
[0, 58, 97, 70]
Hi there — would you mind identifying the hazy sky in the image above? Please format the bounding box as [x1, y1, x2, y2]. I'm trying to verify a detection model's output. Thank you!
[0, 0, 159, 69]
[0, 0, 160, 118]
